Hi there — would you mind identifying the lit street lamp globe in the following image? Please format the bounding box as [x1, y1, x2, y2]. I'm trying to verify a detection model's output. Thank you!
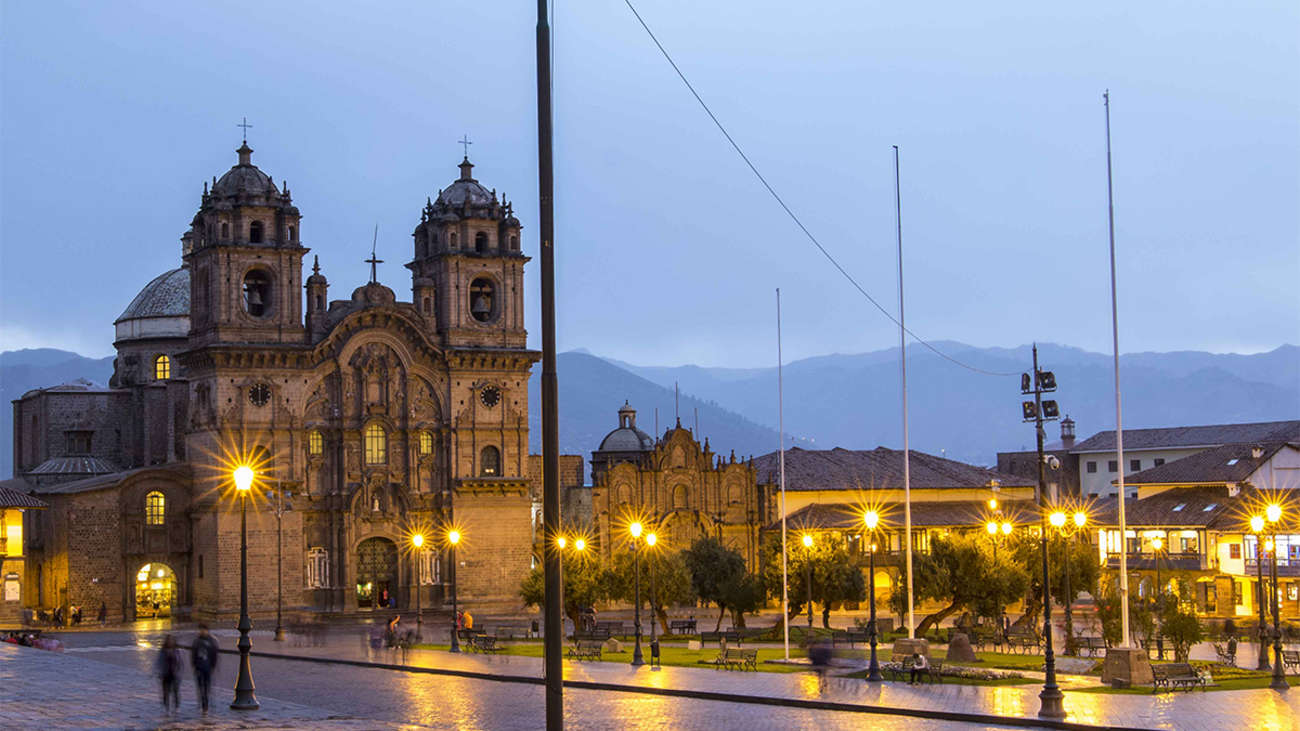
[233, 465, 255, 492]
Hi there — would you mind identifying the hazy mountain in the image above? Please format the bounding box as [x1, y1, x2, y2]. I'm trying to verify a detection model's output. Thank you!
[606, 343, 1300, 465]
[0, 349, 115, 478]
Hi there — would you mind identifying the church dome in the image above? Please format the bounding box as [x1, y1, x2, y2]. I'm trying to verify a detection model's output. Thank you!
[114, 267, 190, 341]
[211, 143, 285, 200]
[596, 402, 654, 452]
[434, 158, 497, 211]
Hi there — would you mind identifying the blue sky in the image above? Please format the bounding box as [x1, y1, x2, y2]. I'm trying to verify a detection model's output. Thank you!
[2, 1, 1296, 365]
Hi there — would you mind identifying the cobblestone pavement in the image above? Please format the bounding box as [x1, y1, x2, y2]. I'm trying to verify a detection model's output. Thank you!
[11, 638, 1014, 730]
[43, 626, 1300, 731]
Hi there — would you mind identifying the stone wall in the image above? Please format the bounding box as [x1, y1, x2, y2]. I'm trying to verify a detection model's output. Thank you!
[454, 483, 532, 611]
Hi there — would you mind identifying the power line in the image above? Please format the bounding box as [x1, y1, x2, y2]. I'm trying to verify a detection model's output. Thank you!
[621, 0, 1017, 378]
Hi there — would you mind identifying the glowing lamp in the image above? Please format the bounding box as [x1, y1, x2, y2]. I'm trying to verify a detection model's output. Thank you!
[1267, 504, 1282, 523]
[629, 522, 643, 539]
[1049, 511, 1066, 528]
[556, 536, 567, 549]
[574, 538, 586, 551]
[802, 533, 813, 548]
[448, 529, 461, 545]
[1251, 515, 1265, 533]
[864, 511, 879, 530]
[986, 521, 998, 535]
[1152, 537, 1163, 552]
[412, 533, 424, 549]
[1073, 512, 1087, 528]
[646, 533, 657, 547]
[233, 465, 255, 492]
[1001, 522, 1013, 536]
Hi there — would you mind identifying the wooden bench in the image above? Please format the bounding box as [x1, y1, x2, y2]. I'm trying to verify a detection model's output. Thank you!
[830, 629, 870, 648]
[669, 619, 697, 635]
[1282, 650, 1300, 674]
[567, 639, 603, 661]
[490, 624, 531, 641]
[468, 634, 501, 653]
[1213, 643, 1237, 667]
[712, 648, 758, 670]
[1006, 632, 1039, 654]
[700, 630, 741, 646]
[884, 658, 941, 684]
[595, 621, 627, 638]
[1077, 636, 1107, 657]
[576, 626, 612, 642]
[1151, 663, 1204, 692]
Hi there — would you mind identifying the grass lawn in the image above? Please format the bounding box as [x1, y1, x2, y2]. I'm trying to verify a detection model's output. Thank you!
[840, 668, 1037, 686]
[410, 641, 811, 673]
[1072, 663, 1282, 694]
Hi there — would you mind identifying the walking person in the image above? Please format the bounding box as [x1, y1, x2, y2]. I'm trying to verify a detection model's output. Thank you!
[156, 635, 182, 714]
[97, 601, 107, 626]
[191, 624, 219, 714]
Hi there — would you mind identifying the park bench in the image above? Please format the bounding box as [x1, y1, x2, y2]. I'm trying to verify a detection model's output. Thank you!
[711, 647, 758, 671]
[700, 630, 741, 647]
[1006, 631, 1039, 654]
[1077, 636, 1107, 657]
[595, 621, 627, 637]
[830, 628, 870, 648]
[884, 657, 942, 684]
[1282, 650, 1300, 674]
[1151, 663, 1204, 692]
[1213, 643, 1238, 667]
[567, 639, 603, 661]
[467, 634, 501, 653]
[490, 623, 531, 640]
[576, 626, 612, 642]
[669, 619, 697, 635]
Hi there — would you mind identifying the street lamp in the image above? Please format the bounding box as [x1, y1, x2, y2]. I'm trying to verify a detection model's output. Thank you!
[1266, 504, 1288, 691]
[448, 528, 462, 653]
[411, 533, 425, 641]
[802, 533, 815, 629]
[646, 532, 659, 665]
[863, 511, 883, 682]
[629, 521, 645, 667]
[230, 464, 259, 710]
[1049, 510, 1087, 655]
[1252, 515, 1270, 671]
[1152, 536, 1165, 660]
[273, 479, 287, 643]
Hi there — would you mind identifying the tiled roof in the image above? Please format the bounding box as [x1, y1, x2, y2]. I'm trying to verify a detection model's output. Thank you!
[1125, 443, 1296, 486]
[29, 463, 190, 495]
[768, 500, 1039, 532]
[0, 480, 47, 509]
[752, 446, 1033, 492]
[1089, 485, 1253, 530]
[27, 456, 119, 476]
[1071, 420, 1300, 453]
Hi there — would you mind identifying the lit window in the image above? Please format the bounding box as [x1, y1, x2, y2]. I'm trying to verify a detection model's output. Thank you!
[480, 445, 500, 476]
[1226, 458, 1239, 466]
[1203, 503, 1217, 512]
[308, 430, 323, 455]
[1172, 504, 1185, 512]
[145, 491, 165, 525]
[364, 424, 387, 465]
[154, 355, 171, 380]
[419, 431, 433, 456]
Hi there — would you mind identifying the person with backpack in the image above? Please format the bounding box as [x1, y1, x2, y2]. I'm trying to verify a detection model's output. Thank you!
[190, 625, 219, 714]
[155, 634, 182, 713]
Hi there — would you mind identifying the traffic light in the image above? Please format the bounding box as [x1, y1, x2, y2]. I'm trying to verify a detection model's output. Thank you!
[1022, 401, 1038, 421]
[1042, 400, 1060, 419]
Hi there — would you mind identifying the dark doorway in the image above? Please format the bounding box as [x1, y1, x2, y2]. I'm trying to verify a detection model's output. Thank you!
[355, 537, 397, 609]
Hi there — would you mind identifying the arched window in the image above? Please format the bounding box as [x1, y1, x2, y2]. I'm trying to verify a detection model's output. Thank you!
[418, 431, 433, 456]
[509, 235, 519, 251]
[154, 354, 171, 380]
[364, 424, 387, 465]
[288, 225, 296, 242]
[474, 231, 488, 253]
[242, 270, 273, 317]
[422, 297, 431, 315]
[145, 491, 165, 525]
[449, 231, 458, 248]
[469, 278, 495, 323]
[308, 430, 323, 455]
[480, 445, 500, 476]
[672, 484, 690, 510]
[249, 220, 264, 243]
[221, 221, 230, 238]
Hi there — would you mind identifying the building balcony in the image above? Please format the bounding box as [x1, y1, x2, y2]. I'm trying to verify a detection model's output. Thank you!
[1105, 552, 1203, 571]
[1245, 559, 1300, 578]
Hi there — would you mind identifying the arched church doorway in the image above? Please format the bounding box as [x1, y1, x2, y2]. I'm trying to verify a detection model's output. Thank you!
[135, 562, 177, 619]
[356, 537, 398, 609]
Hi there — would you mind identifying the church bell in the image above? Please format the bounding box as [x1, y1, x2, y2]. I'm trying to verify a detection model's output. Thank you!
[471, 293, 491, 317]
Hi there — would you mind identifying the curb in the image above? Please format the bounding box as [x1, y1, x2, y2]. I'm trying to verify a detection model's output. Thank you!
[206, 645, 1156, 731]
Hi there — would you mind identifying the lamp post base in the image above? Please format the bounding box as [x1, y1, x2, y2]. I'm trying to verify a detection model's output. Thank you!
[1037, 686, 1066, 719]
[273, 626, 285, 642]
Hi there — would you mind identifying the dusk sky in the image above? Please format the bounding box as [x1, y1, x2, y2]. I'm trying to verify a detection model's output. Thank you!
[2, 1, 1296, 366]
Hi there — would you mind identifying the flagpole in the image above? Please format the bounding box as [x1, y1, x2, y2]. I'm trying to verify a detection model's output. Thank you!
[894, 145, 914, 639]
[777, 288, 790, 660]
[1104, 90, 1130, 646]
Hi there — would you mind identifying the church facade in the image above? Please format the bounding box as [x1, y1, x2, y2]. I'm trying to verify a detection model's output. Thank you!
[11, 143, 544, 622]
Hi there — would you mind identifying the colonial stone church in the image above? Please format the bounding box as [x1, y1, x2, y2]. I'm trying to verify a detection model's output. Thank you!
[10, 142, 549, 622]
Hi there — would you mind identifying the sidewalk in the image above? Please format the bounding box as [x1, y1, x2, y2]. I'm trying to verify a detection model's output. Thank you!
[0, 643, 410, 730]
[225, 628, 1298, 731]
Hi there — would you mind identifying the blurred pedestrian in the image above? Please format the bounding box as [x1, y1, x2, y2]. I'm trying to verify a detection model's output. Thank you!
[156, 635, 182, 713]
[191, 624, 219, 714]
[97, 601, 107, 626]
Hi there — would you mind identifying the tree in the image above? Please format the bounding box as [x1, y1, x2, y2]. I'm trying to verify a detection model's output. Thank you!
[606, 549, 696, 634]
[520, 550, 610, 628]
[682, 537, 756, 630]
[891, 533, 1029, 637]
[1160, 603, 1204, 662]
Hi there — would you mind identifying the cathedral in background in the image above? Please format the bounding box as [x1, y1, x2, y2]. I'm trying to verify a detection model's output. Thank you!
[10, 142, 554, 621]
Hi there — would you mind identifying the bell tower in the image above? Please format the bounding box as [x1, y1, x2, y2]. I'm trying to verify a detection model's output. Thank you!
[185, 143, 307, 345]
[407, 156, 527, 348]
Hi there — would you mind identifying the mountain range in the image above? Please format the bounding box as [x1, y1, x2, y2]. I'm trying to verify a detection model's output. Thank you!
[2, 344, 1296, 481]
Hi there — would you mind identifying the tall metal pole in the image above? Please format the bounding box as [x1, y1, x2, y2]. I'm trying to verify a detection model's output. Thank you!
[1104, 90, 1131, 647]
[893, 145, 914, 639]
[632, 542, 644, 666]
[449, 542, 460, 653]
[232, 492, 259, 710]
[1035, 345, 1065, 719]
[415, 550, 422, 641]
[1155, 546, 1164, 660]
[806, 557, 813, 628]
[1062, 532, 1072, 656]
[274, 482, 285, 642]
[777, 288, 790, 661]
[536, 1, 562, 726]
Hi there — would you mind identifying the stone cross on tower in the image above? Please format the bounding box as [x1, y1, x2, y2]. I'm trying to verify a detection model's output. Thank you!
[366, 224, 383, 283]
[237, 117, 253, 144]
[459, 134, 472, 158]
